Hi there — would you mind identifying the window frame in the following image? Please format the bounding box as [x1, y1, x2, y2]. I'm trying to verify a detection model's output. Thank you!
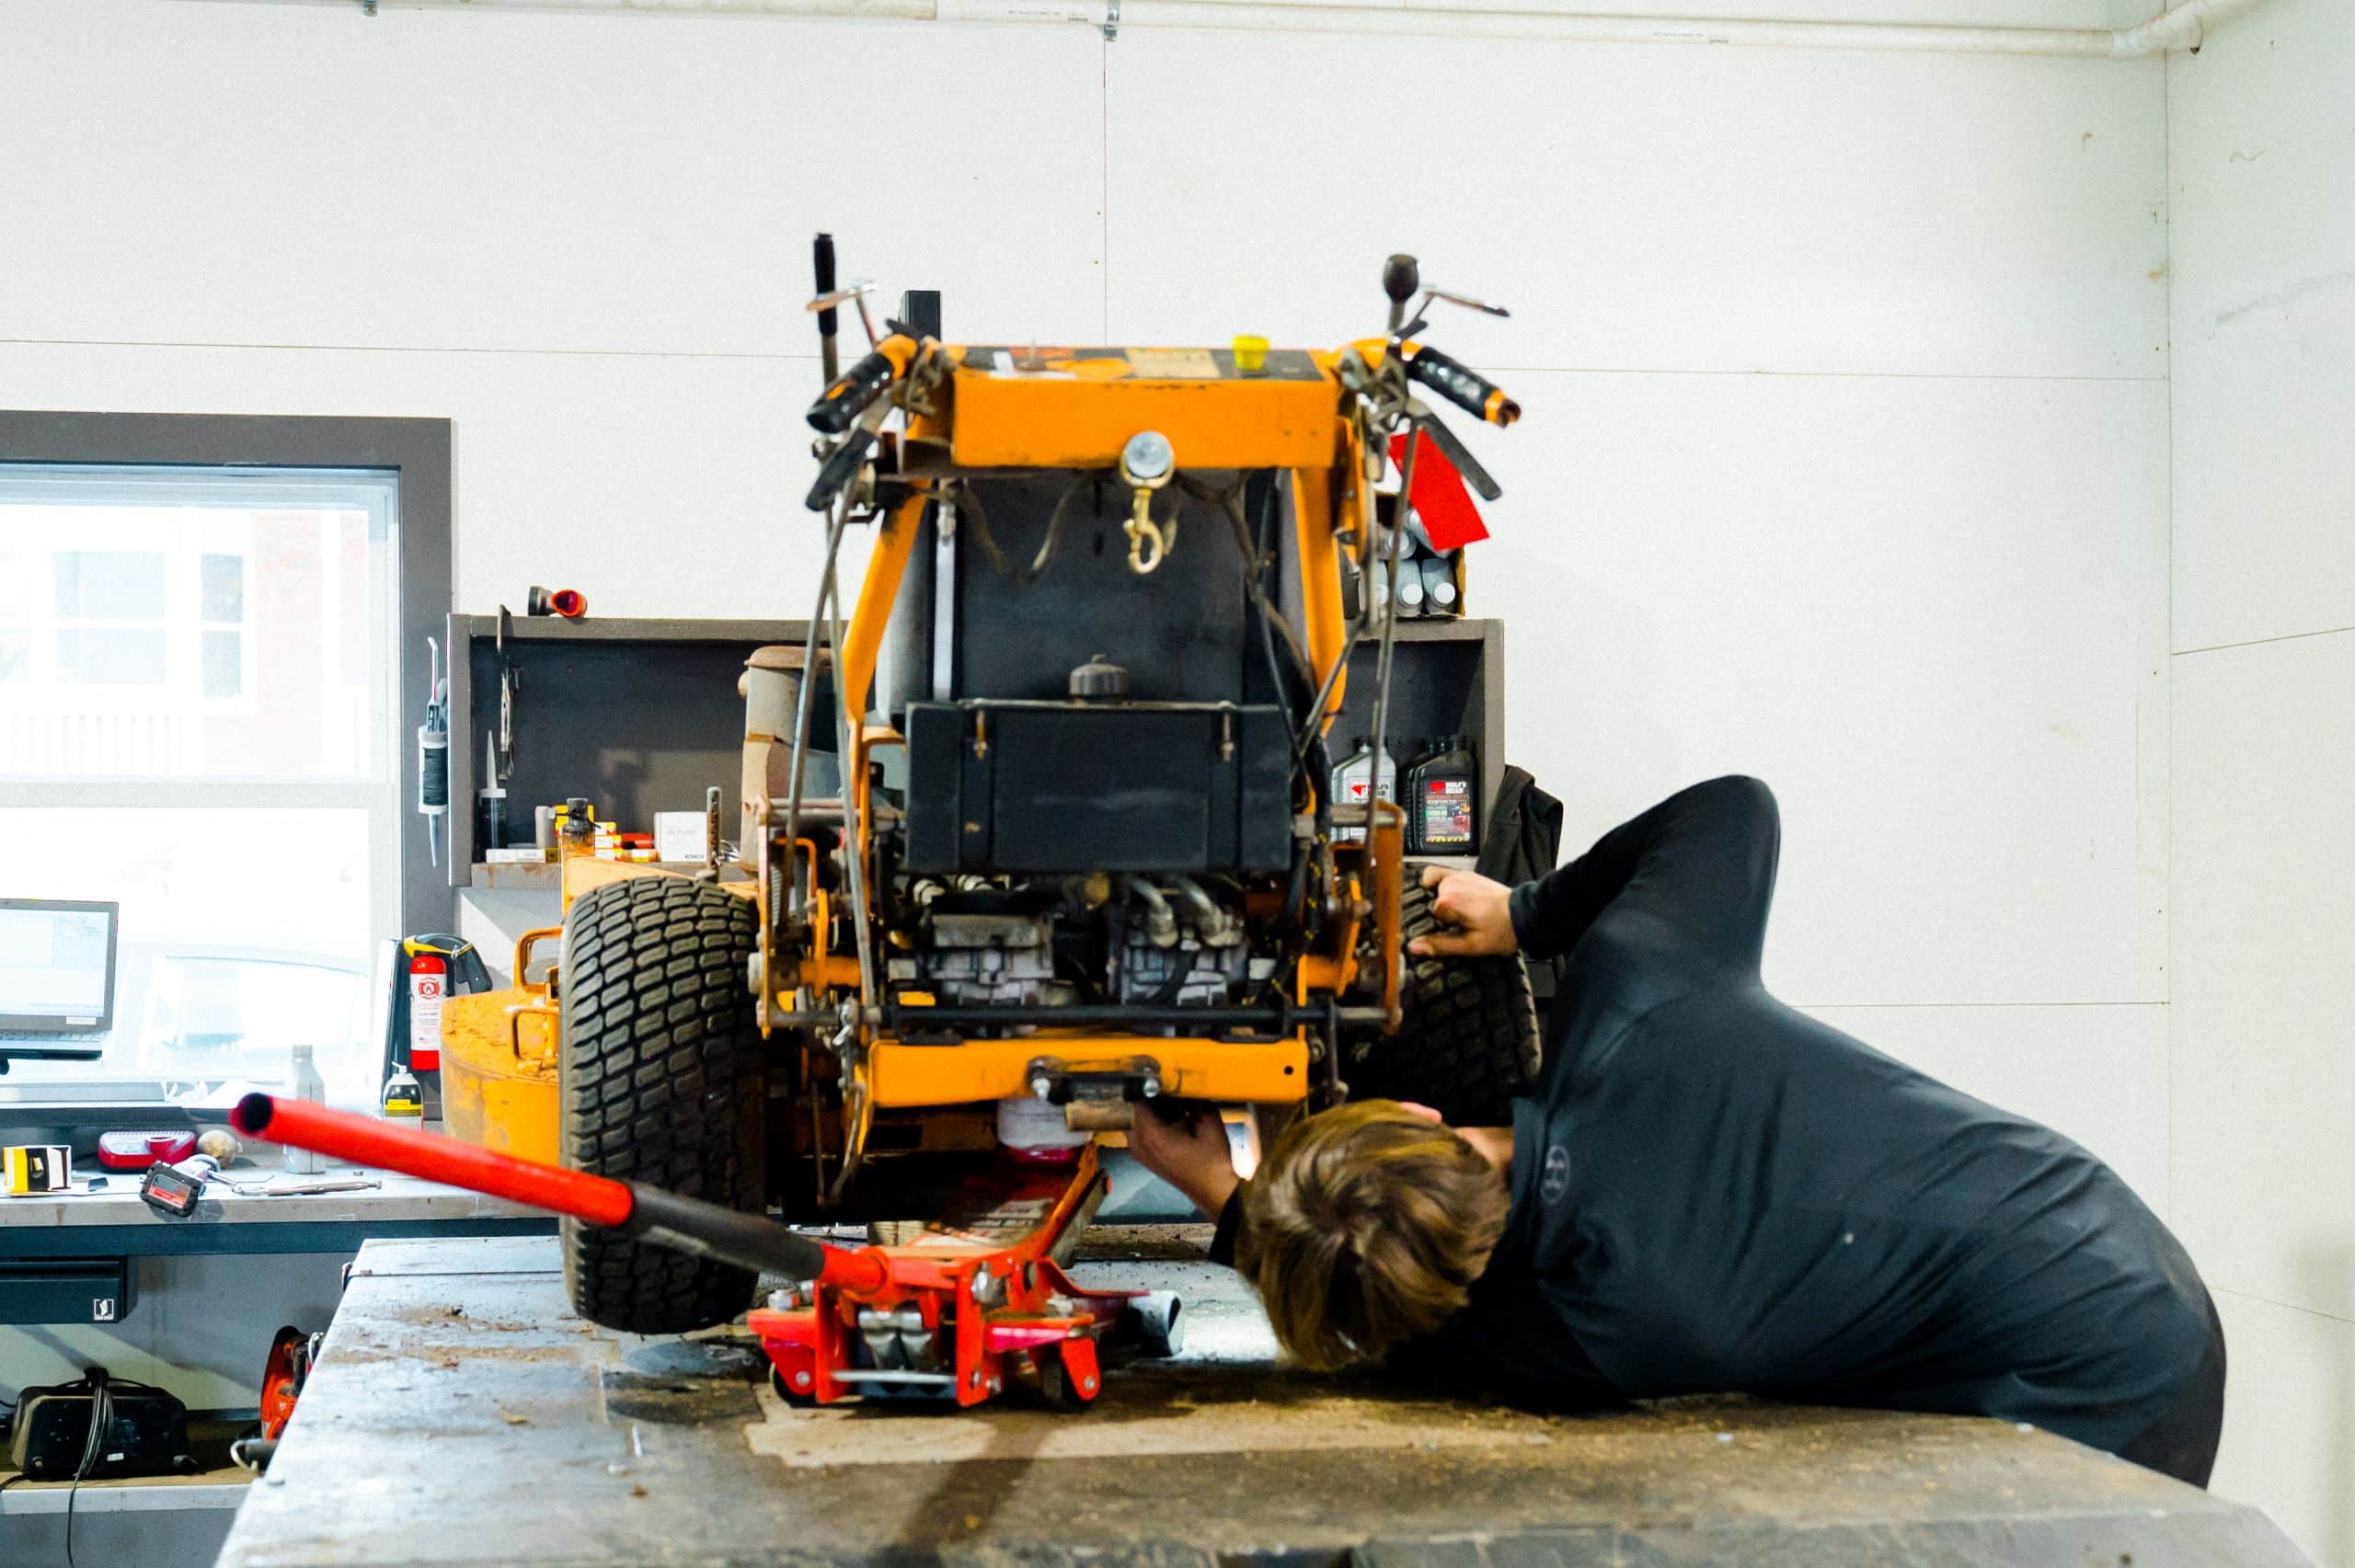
[0, 412, 453, 1108]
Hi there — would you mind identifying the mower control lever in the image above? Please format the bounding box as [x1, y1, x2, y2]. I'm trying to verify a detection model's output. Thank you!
[806, 428, 877, 513]
[808, 344, 901, 436]
[1406, 344, 1521, 429]
[1407, 406, 1505, 503]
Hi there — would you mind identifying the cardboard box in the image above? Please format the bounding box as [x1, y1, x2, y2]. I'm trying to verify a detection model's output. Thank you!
[3, 1145, 72, 1196]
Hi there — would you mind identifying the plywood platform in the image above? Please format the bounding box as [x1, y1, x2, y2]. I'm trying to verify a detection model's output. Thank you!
[216, 1233, 2305, 1567]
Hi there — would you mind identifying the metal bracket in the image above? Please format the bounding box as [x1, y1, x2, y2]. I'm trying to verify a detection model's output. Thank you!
[1102, 0, 1120, 40]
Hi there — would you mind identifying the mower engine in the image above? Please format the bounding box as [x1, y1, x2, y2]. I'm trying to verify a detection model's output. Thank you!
[890, 876, 1269, 1019]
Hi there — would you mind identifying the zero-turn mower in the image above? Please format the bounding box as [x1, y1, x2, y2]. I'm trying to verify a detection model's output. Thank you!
[259, 245, 1543, 1413]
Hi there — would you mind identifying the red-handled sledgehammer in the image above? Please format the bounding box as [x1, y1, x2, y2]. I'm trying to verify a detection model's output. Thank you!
[229, 1094, 885, 1293]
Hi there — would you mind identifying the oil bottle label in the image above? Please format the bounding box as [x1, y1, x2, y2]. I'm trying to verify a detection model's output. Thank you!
[1419, 777, 1474, 848]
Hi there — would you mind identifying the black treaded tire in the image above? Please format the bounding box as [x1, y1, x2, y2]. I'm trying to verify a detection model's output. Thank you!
[559, 875, 768, 1334]
[1345, 864, 1541, 1126]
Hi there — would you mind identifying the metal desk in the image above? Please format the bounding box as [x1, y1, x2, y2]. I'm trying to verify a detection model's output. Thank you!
[216, 1232, 2305, 1567]
[2, 1168, 552, 1259]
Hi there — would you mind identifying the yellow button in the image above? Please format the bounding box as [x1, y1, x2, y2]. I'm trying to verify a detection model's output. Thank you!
[1231, 334, 1269, 374]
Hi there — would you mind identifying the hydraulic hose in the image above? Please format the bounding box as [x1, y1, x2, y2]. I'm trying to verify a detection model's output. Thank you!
[230, 1094, 885, 1292]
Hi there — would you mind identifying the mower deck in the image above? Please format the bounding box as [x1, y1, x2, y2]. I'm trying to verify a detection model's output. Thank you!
[214, 1232, 2304, 1568]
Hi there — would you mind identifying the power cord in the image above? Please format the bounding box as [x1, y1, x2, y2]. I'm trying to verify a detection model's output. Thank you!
[66, 1366, 111, 1568]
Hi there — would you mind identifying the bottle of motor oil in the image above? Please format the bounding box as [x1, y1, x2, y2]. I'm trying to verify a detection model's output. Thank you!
[1406, 736, 1478, 856]
[1330, 737, 1397, 843]
[381, 1067, 425, 1127]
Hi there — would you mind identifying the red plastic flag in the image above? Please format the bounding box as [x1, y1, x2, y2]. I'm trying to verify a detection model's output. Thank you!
[1386, 431, 1488, 550]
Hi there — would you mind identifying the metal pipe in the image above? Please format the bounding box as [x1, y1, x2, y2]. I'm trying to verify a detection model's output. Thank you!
[232, 0, 2269, 59]
[1365, 431, 1414, 830]
[229, 1094, 888, 1291]
[1130, 880, 1179, 947]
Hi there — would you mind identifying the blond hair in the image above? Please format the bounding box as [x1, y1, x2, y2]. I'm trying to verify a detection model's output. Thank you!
[1238, 1100, 1509, 1370]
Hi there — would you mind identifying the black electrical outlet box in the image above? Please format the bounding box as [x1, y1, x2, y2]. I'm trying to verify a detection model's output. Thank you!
[0, 1257, 135, 1325]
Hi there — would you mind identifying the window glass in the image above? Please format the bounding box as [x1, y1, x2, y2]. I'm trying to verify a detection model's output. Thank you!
[0, 466, 400, 1107]
[0, 497, 378, 777]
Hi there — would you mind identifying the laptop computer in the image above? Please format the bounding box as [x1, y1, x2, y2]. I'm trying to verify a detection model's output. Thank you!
[0, 899, 120, 1066]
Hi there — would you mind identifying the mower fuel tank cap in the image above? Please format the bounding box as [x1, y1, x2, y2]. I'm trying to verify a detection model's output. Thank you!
[1069, 653, 1131, 702]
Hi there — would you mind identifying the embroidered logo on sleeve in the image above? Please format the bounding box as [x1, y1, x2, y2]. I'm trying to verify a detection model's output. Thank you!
[1541, 1144, 1573, 1204]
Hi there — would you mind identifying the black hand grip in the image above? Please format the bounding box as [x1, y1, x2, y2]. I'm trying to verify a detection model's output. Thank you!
[812, 234, 838, 336]
[1407, 345, 1522, 428]
[807, 349, 896, 435]
[1384, 254, 1419, 305]
[806, 428, 876, 512]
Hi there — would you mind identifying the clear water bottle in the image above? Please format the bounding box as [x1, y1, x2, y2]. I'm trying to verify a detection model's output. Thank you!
[285, 1045, 327, 1173]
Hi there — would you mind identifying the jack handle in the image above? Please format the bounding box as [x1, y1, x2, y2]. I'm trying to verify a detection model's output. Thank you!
[1405, 344, 1521, 429]
[229, 1094, 884, 1293]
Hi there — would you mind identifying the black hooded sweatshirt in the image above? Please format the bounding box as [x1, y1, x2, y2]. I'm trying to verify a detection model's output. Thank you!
[1224, 776, 2216, 1462]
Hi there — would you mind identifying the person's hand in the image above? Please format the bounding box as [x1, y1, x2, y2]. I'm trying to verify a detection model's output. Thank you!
[1126, 1101, 1241, 1220]
[1409, 865, 1520, 957]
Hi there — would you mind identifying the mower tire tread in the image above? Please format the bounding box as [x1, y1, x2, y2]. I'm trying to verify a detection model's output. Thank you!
[1347, 865, 1541, 1126]
[559, 875, 768, 1334]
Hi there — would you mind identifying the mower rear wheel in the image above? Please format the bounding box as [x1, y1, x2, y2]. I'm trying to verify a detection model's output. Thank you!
[1345, 865, 1541, 1127]
[559, 875, 769, 1334]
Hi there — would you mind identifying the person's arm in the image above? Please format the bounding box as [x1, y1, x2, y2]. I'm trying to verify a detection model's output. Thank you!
[1414, 776, 1781, 976]
[1126, 1102, 1245, 1264]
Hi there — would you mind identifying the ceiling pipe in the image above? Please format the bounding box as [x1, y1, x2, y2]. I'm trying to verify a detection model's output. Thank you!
[236, 0, 2270, 58]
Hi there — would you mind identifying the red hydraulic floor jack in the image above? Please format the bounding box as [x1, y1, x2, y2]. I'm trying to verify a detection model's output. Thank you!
[232, 1095, 1178, 1412]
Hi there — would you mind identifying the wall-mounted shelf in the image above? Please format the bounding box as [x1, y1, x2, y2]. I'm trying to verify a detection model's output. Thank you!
[443, 614, 813, 888]
[442, 612, 1506, 889]
[1332, 616, 1507, 845]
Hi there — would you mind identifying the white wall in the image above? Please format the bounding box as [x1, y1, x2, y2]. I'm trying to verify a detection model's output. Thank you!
[2167, 0, 2355, 1560]
[0, 0, 2177, 1215]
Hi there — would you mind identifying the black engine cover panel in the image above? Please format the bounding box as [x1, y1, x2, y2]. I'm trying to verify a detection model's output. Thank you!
[903, 700, 1291, 876]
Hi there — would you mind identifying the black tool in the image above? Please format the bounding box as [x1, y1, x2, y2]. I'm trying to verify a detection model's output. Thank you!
[140, 1153, 219, 1219]
[814, 232, 840, 384]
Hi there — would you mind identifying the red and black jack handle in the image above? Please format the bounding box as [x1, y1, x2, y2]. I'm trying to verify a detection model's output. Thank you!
[230, 1094, 885, 1293]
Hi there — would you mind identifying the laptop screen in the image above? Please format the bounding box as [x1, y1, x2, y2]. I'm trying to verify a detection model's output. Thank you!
[0, 901, 120, 1034]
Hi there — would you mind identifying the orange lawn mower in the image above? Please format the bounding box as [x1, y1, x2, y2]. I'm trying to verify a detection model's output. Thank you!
[406, 245, 1542, 1411]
